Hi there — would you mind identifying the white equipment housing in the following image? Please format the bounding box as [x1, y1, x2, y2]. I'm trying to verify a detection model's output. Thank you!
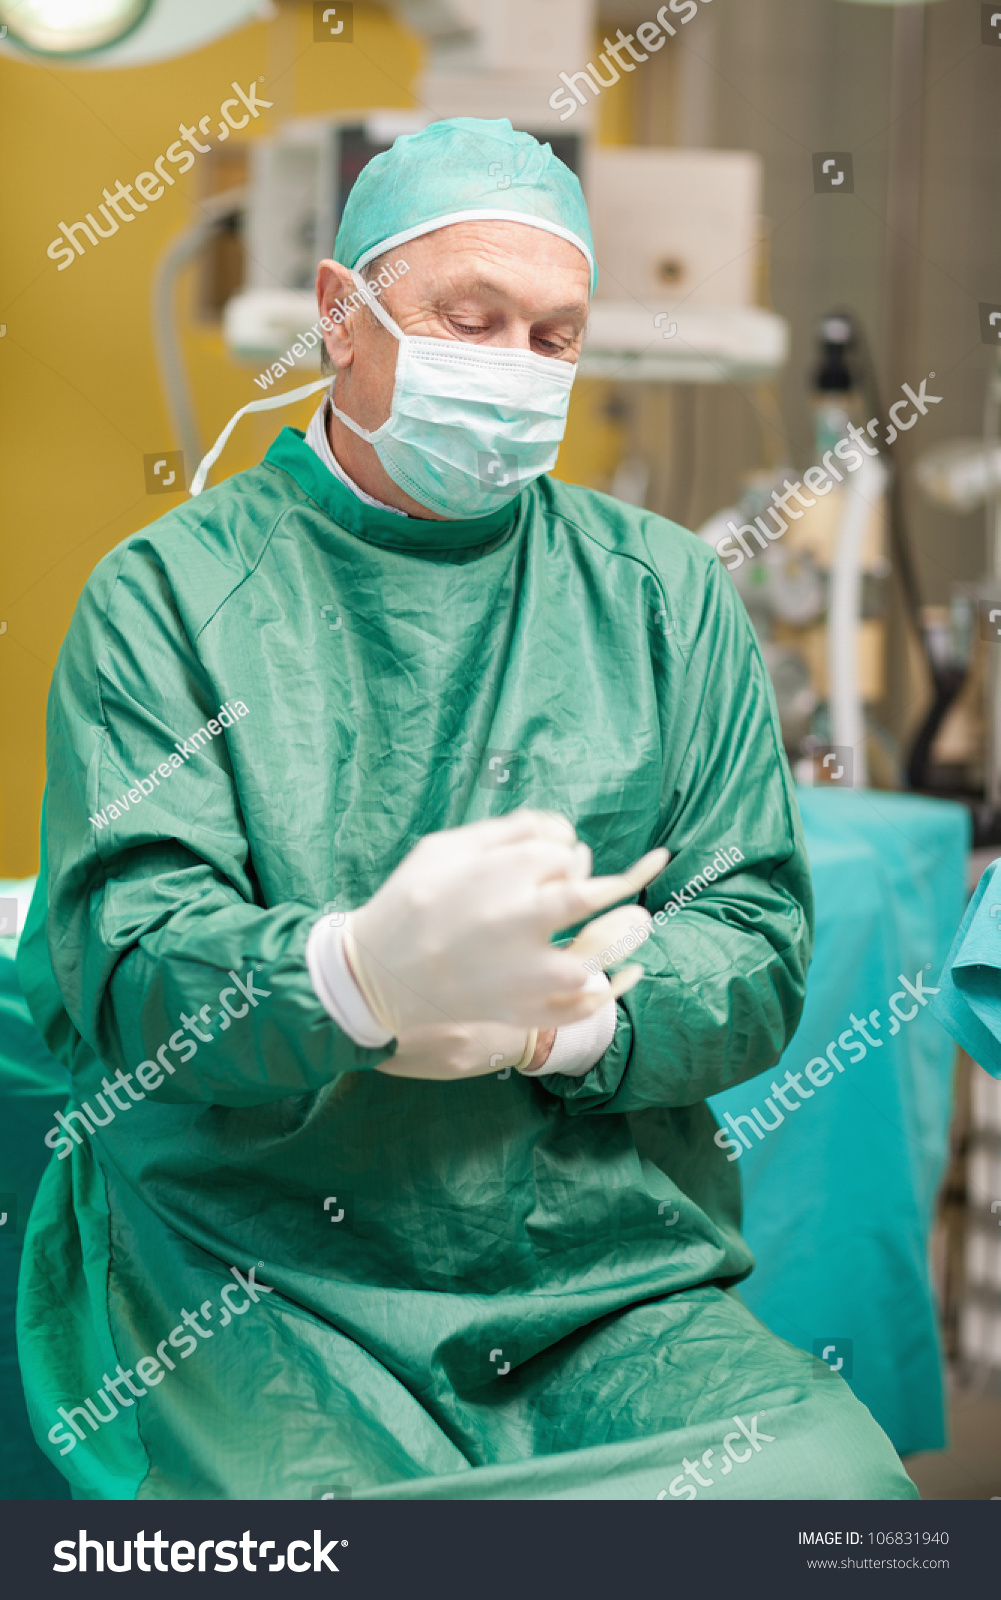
[227, 129, 788, 387]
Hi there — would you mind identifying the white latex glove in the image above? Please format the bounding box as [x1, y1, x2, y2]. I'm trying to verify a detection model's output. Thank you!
[375, 1020, 535, 1082]
[344, 809, 668, 1033]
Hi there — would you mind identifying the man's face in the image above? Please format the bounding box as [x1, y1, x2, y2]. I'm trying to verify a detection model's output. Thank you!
[314, 221, 590, 487]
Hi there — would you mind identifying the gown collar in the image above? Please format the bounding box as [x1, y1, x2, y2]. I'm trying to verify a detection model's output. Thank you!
[264, 427, 521, 552]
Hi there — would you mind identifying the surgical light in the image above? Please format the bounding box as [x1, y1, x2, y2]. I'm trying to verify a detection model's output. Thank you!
[0, 0, 151, 54]
[0, 0, 272, 65]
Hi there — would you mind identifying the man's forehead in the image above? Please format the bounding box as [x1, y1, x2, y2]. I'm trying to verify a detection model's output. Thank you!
[400, 225, 590, 314]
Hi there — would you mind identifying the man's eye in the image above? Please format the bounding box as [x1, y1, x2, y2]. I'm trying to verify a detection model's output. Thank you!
[533, 337, 566, 354]
[448, 318, 489, 336]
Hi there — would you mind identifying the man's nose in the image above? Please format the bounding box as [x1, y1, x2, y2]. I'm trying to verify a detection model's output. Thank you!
[484, 322, 535, 350]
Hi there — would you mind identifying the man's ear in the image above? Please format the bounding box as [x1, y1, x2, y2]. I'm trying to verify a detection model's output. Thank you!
[315, 258, 358, 374]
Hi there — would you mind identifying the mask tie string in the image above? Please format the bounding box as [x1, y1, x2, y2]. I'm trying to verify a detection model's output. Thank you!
[190, 375, 333, 496]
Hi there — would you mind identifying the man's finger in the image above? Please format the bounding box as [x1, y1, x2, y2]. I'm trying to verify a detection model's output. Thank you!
[566, 905, 653, 966]
[530, 961, 646, 1026]
[534, 986, 622, 1026]
[531, 847, 670, 933]
[570, 848, 670, 916]
[607, 963, 645, 999]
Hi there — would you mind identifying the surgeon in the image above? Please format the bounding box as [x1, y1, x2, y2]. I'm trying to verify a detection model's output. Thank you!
[17, 118, 915, 1500]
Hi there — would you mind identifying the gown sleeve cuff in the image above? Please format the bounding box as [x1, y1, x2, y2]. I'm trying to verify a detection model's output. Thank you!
[527, 971, 617, 1077]
[307, 915, 394, 1049]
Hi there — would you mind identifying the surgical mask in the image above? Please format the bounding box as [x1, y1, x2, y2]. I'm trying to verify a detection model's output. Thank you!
[328, 273, 577, 520]
[190, 276, 577, 515]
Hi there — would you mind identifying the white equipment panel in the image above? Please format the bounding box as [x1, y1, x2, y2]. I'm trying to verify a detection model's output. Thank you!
[588, 148, 762, 309]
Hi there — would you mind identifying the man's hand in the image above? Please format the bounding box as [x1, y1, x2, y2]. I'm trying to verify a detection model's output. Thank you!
[375, 1019, 534, 1082]
[345, 810, 668, 1034]
[528, 1029, 556, 1072]
[373, 1022, 556, 1083]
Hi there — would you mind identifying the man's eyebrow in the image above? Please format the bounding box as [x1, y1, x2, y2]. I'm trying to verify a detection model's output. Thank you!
[427, 280, 588, 321]
[535, 303, 589, 323]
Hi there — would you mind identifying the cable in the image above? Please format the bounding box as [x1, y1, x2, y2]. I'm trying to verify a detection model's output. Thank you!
[150, 187, 247, 476]
[849, 314, 930, 652]
[846, 310, 966, 789]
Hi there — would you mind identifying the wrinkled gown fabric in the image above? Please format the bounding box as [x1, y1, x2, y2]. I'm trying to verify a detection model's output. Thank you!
[16, 429, 916, 1500]
[0, 888, 72, 1500]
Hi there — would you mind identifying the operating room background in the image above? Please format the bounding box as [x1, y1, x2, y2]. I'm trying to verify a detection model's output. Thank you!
[3, 0, 1000, 874]
[2, 0, 1001, 1504]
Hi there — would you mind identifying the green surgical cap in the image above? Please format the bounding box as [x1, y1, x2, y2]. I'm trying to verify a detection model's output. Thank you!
[334, 117, 597, 295]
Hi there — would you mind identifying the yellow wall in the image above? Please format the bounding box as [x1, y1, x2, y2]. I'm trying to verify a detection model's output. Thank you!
[0, 5, 632, 874]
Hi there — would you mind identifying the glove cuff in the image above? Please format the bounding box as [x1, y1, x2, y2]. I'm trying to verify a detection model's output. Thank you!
[307, 915, 394, 1048]
[523, 972, 617, 1077]
[515, 1029, 538, 1072]
[340, 917, 400, 1035]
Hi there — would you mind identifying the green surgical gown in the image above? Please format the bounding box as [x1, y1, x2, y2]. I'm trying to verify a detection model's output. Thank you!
[16, 428, 916, 1500]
